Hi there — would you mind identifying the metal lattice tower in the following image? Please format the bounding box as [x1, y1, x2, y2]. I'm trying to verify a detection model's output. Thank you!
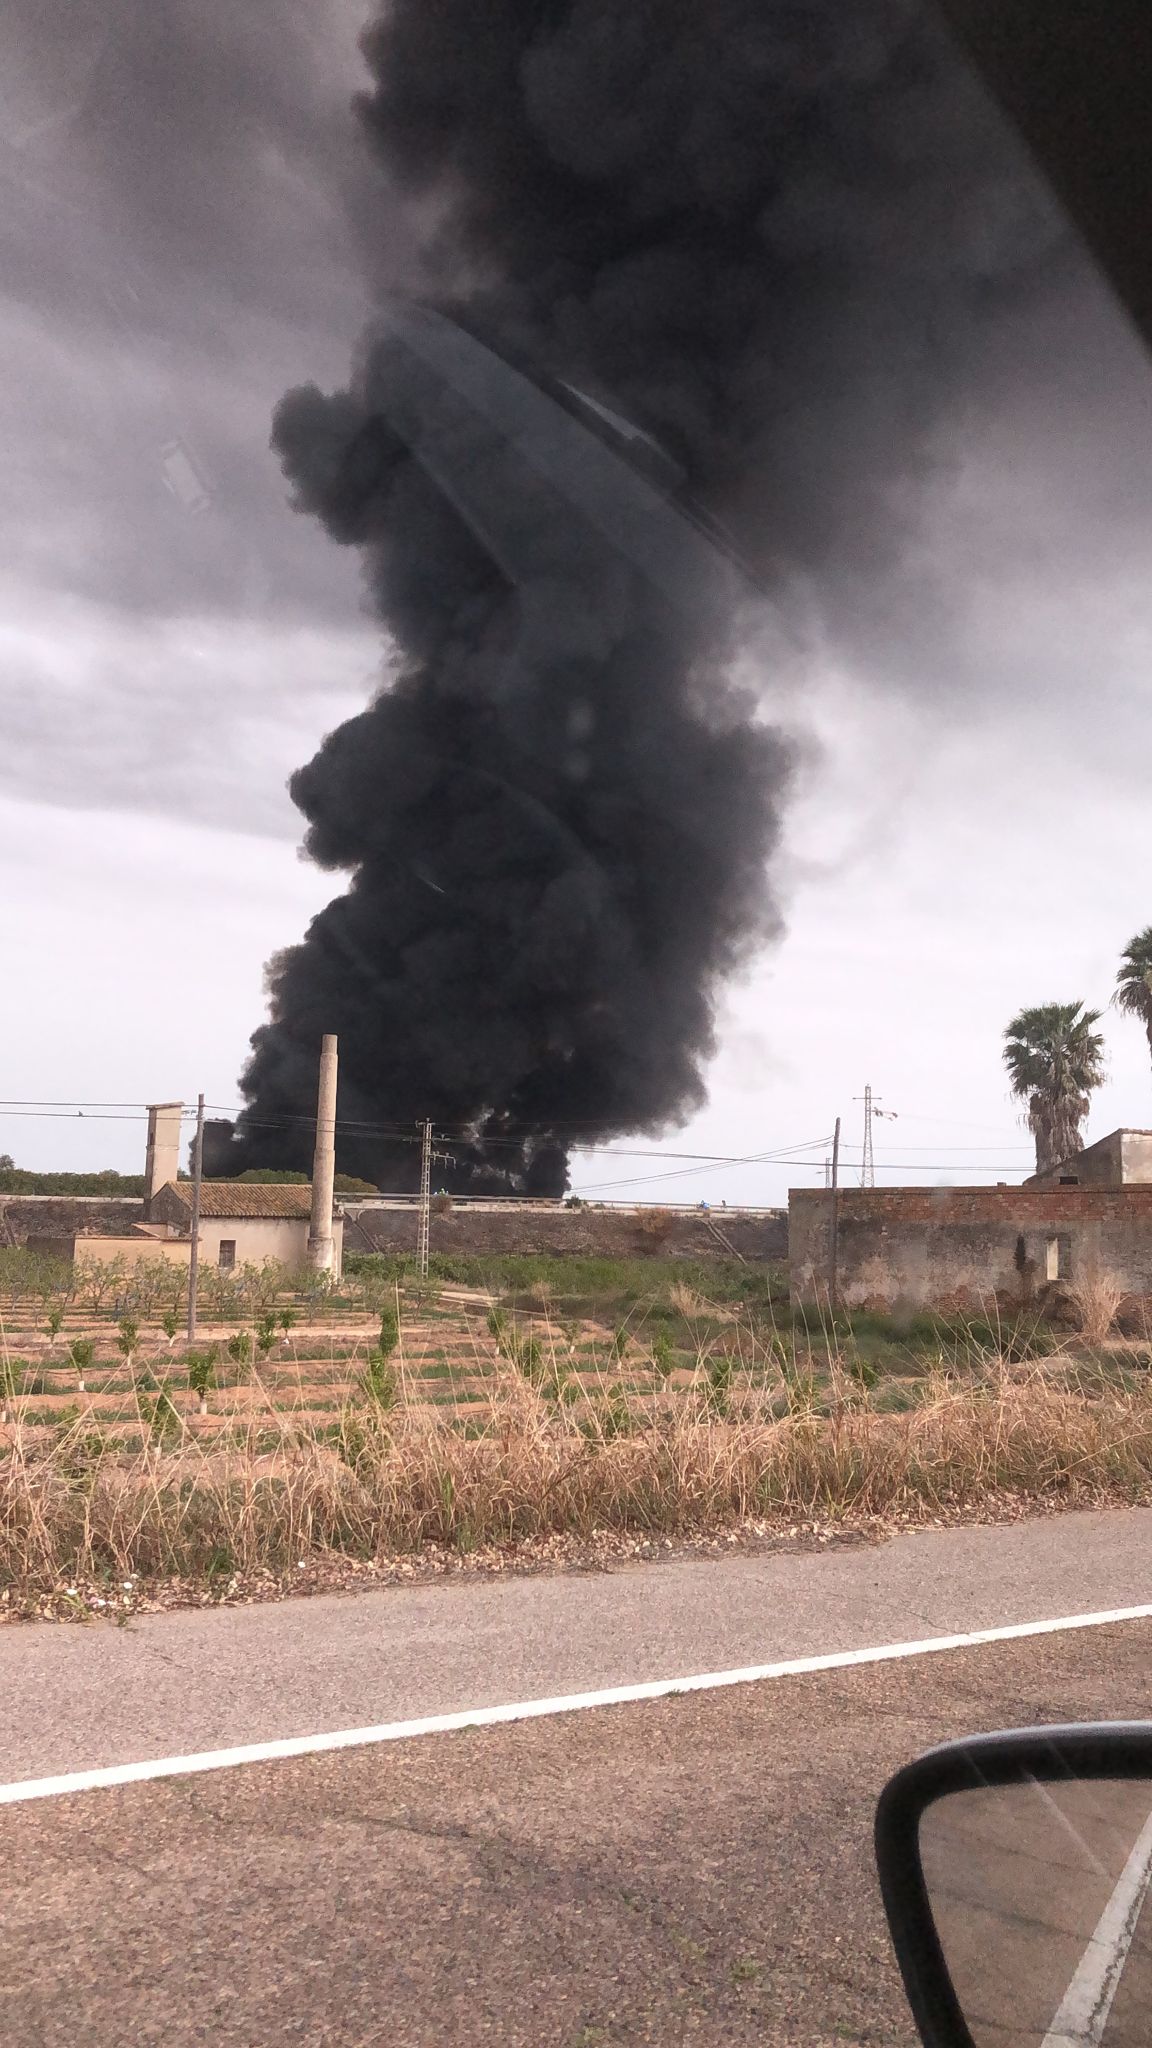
[857, 1084, 876, 1189]
[854, 1085, 896, 1188]
[417, 1119, 432, 1279]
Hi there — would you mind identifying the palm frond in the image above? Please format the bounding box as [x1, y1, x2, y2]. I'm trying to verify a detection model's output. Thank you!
[1115, 927, 1152, 1021]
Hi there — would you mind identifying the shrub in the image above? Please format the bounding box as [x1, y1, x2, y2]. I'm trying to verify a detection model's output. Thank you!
[236, 1169, 309, 1184]
[650, 1331, 676, 1381]
[121, 1260, 178, 1320]
[78, 1258, 128, 1316]
[54, 1424, 119, 1486]
[378, 1305, 400, 1360]
[705, 1353, 734, 1417]
[580, 1389, 633, 1441]
[634, 1208, 675, 1246]
[240, 1260, 291, 1313]
[68, 1337, 95, 1390]
[161, 1309, 181, 1342]
[0, 1168, 145, 1197]
[116, 1317, 140, 1365]
[45, 1305, 65, 1342]
[227, 1330, 254, 1372]
[431, 1193, 453, 1216]
[360, 1352, 397, 1410]
[186, 1349, 218, 1413]
[516, 1335, 544, 1384]
[149, 1384, 182, 1447]
[0, 1357, 18, 1415]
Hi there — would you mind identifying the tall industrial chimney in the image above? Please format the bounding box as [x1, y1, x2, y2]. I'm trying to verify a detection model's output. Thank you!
[307, 1035, 338, 1272]
[144, 1101, 184, 1217]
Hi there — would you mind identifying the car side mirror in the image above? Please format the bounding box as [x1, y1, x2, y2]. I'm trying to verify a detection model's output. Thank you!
[874, 1724, 1152, 2047]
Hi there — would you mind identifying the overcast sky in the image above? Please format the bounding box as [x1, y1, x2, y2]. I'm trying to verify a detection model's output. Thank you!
[4, 0, 1152, 1203]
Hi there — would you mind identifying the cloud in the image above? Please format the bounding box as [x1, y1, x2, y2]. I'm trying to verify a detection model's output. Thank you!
[0, 591, 376, 836]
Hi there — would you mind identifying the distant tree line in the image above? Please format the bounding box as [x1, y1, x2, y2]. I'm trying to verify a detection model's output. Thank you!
[0, 1163, 379, 1197]
[234, 1169, 379, 1194]
[1005, 927, 1152, 1173]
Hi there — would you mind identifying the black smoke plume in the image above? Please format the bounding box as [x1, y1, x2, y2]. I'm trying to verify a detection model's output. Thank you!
[211, 0, 1059, 1193]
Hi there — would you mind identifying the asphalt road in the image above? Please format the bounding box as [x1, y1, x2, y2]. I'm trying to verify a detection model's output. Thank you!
[4, 1505, 1152, 1782]
[922, 1778, 1152, 2044]
[5, 1620, 1152, 2047]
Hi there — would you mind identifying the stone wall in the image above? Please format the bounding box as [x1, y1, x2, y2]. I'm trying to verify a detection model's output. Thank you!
[342, 1202, 787, 1264]
[0, 1195, 144, 1249]
[2, 1192, 788, 1268]
[789, 1185, 1152, 1310]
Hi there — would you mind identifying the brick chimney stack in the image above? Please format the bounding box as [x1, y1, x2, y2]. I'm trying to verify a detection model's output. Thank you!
[307, 1037, 338, 1272]
[144, 1102, 184, 1217]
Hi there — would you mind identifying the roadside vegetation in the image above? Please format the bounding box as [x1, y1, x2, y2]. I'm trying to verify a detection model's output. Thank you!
[3, 1246, 1152, 1616]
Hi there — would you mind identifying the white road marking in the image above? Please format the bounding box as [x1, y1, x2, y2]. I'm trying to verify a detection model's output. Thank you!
[2, 1600, 1150, 1809]
[1042, 1803, 1152, 2047]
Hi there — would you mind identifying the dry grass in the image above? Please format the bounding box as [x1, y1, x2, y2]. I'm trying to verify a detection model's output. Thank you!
[3, 1347, 1151, 1608]
[1066, 1269, 1126, 1347]
[667, 1282, 709, 1319]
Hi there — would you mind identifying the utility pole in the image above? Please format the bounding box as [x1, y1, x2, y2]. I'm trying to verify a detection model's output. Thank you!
[829, 1115, 841, 1311]
[186, 1092, 204, 1342]
[417, 1119, 432, 1281]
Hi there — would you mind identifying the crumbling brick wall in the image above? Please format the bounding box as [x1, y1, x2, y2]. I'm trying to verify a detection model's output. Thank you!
[789, 1185, 1152, 1310]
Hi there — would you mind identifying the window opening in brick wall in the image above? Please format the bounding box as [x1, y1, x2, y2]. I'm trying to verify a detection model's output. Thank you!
[218, 1239, 236, 1271]
[1045, 1234, 1073, 1282]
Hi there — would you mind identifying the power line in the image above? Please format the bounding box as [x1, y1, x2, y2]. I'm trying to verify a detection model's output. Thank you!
[0, 1099, 166, 1109]
[0, 1100, 1037, 1153]
[574, 1139, 835, 1193]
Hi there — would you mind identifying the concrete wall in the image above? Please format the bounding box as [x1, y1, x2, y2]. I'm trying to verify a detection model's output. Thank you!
[73, 1235, 190, 1272]
[1027, 1129, 1152, 1189]
[790, 1185, 1152, 1310]
[193, 1215, 343, 1277]
[342, 1201, 787, 1264]
[73, 1218, 343, 1278]
[1028, 1130, 1125, 1189]
[1123, 1133, 1152, 1184]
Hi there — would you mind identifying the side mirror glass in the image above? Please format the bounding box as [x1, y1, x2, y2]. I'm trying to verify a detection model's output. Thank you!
[875, 1725, 1152, 2048]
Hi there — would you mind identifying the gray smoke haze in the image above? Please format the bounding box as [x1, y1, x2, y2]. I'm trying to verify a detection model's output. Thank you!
[213, 0, 1081, 1192]
[1, 0, 377, 832]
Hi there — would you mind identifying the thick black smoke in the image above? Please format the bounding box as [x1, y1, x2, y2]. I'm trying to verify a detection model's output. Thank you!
[214, 0, 1060, 1193]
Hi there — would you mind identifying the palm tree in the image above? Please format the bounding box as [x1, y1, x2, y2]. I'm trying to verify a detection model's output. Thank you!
[1115, 928, 1152, 1064]
[1003, 1002, 1106, 1174]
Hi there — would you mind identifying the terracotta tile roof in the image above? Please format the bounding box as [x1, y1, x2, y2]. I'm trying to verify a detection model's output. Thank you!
[159, 1182, 317, 1220]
